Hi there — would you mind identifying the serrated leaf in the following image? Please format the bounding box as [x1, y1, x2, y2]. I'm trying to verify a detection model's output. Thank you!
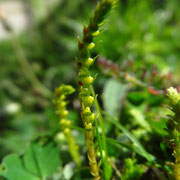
[102, 79, 128, 117]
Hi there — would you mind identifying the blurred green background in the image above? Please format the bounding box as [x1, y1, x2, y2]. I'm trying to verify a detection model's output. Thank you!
[0, 0, 180, 178]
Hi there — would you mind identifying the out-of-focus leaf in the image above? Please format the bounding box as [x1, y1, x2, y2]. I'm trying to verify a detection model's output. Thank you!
[0, 142, 60, 180]
[146, 117, 168, 136]
[24, 142, 60, 178]
[129, 106, 151, 131]
[102, 79, 128, 117]
[122, 158, 146, 180]
[104, 112, 155, 162]
[0, 154, 38, 180]
[127, 91, 147, 105]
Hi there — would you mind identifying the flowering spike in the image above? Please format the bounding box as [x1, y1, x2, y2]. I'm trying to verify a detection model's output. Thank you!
[165, 87, 180, 179]
[76, 0, 118, 179]
[54, 84, 81, 167]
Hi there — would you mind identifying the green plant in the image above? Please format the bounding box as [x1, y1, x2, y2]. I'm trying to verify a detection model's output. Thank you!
[0, 140, 60, 180]
[122, 158, 146, 180]
[76, 0, 118, 179]
[1, 0, 180, 180]
[54, 84, 81, 167]
[166, 87, 180, 180]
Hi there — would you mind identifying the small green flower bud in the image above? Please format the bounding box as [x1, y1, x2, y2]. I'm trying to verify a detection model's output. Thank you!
[64, 86, 75, 95]
[66, 120, 71, 126]
[60, 95, 66, 101]
[59, 101, 67, 107]
[82, 107, 91, 116]
[85, 123, 93, 130]
[92, 30, 100, 36]
[88, 42, 95, 49]
[82, 96, 94, 107]
[79, 68, 90, 77]
[64, 128, 70, 135]
[60, 119, 67, 126]
[59, 110, 68, 117]
[84, 113, 95, 123]
[79, 88, 90, 97]
[98, 21, 104, 27]
[81, 76, 94, 86]
[84, 58, 94, 67]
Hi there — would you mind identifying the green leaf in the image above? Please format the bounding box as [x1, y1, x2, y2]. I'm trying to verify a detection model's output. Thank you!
[146, 117, 168, 136]
[127, 91, 147, 105]
[24, 142, 60, 178]
[0, 142, 60, 180]
[103, 112, 156, 162]
[102, 79, 128, 117]
[129, 106, 151, 131]
[122, 158, 145, 180]
[0, 154, 38, 180]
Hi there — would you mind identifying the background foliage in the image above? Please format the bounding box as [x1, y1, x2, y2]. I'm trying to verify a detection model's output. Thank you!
[0, 0, 180, 179]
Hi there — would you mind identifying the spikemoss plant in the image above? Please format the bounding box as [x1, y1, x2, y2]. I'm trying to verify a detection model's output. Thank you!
[166, 87, 180, 180]
[54, 84, 81, 167]
[76, 0, 118, 179]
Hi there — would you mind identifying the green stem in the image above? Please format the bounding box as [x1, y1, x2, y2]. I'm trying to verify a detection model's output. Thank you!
[90, 85, 109, 180]
[1, 17, 51, 98]
[104, 111, 156, 163]
[11, 37, 51, 98]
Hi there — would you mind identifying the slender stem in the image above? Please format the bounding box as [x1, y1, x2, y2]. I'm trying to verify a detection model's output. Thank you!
[174, 142, 180, 180]
[1, 16, 51, 98]
[11, 37, 51, 98]
[90, 85, 109, 180]
[94, 111, 105, 169]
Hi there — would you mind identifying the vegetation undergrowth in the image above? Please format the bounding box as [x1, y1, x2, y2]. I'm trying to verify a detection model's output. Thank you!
[0, 0, 180, 180]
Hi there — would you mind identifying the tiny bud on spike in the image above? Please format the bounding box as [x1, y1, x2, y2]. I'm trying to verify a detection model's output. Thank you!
[82, 107, 91, 115]
[78, 81, 83, 86]
[62, 110, 69, 116]
[92, 30, 100, 36]
[64, 128, 70, 134]
[88, 43, 95, 49]
[84, 113, 95, 123]
[83, 96, 94, 107]
[77, 61, 82, 67]
[82, 76, 94, 85]
[170, 142, 175, 148]
[85, 58, 94, 67]
[78, 42, 84, 49]
[84, 27, 89, 34]
[98, 22, 104, 27]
